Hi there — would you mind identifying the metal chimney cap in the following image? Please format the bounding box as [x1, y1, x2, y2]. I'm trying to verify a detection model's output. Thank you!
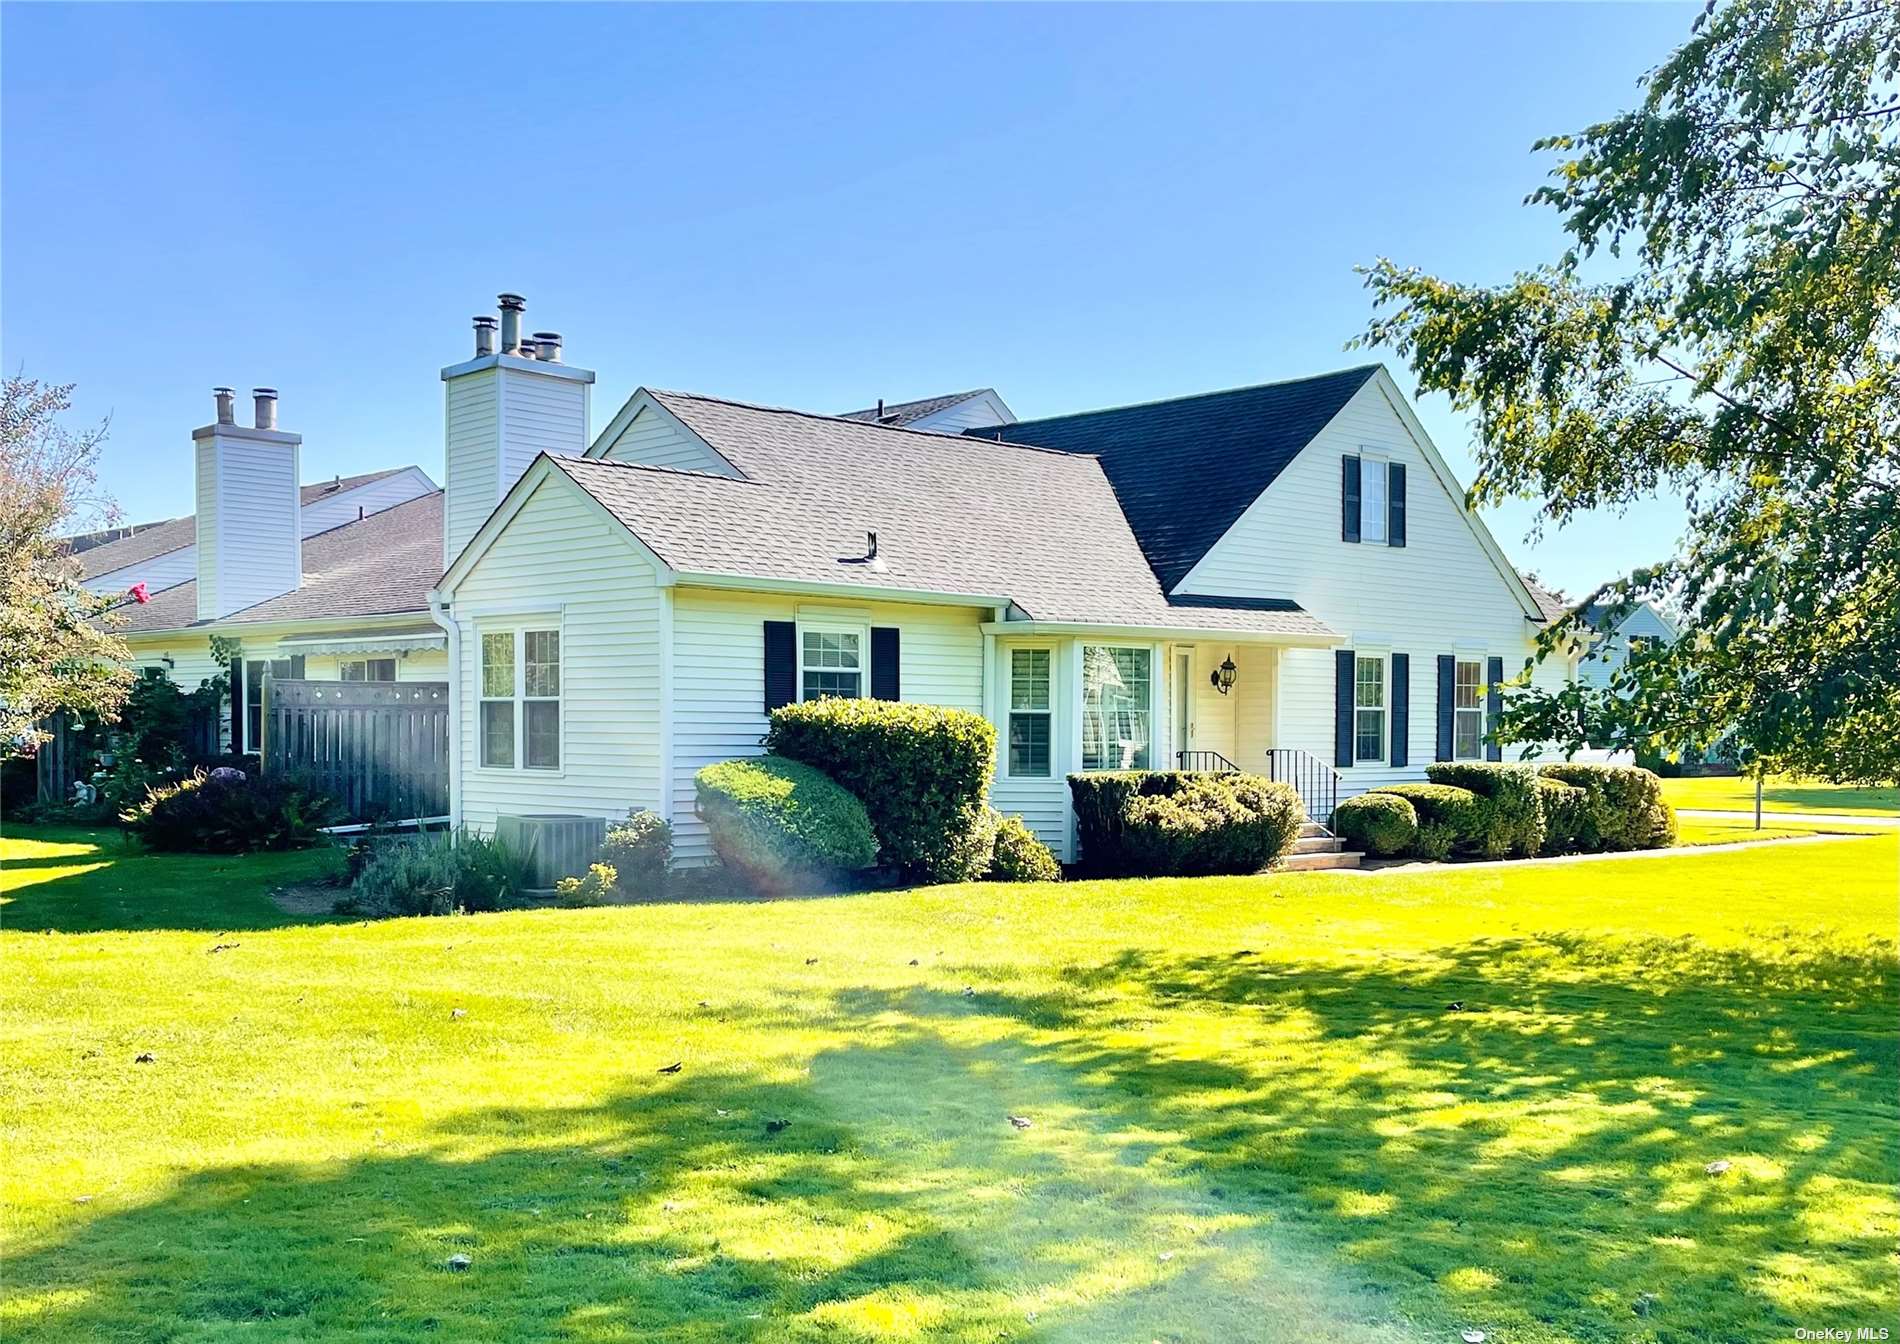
[531, 330, 561, 341]
[472, 315, 499, 328]
[497, 293, 526, 310]
[212, 385, 235, 395]
[253, 387, 279, 397]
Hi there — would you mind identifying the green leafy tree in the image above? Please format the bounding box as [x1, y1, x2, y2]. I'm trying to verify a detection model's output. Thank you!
[1, 377, 136, 748]
[1358, 0, 1898, 782]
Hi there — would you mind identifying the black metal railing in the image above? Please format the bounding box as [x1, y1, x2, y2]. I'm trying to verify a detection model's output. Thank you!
[1265, 748, 1339, 825]
[1176, 750, 1238, 773]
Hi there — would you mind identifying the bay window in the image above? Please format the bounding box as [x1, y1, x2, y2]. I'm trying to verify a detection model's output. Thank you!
[1081, 644, 1152, 771]
[480, 627, 561, 770]
[1354, 654, 1386, 762]
[1007, 648, 1052, 777]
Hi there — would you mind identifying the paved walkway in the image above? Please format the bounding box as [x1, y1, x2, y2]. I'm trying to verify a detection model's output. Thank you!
[1676, 807, 1899, 827]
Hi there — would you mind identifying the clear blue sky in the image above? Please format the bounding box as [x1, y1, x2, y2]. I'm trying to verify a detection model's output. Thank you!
[2, 2, 1697, 598]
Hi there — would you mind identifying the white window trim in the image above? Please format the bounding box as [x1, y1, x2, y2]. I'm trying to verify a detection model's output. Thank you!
[1078, 641, 1158, 774]
[474, 619, 565, 776]
[1359, 448, 1389, 545]
[1454, 657, 1487, 761]
[1002, 642, 1057, 780]
[1353, 650, 1388, 766]
[795, 619, 869, 703]
[241, 655, 291, 756]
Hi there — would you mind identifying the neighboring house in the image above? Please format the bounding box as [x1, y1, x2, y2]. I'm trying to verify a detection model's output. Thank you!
[837, 389, 1016, 434]
[1577, 599, 1682, 691]
[73, 387, 446, 759]
[429, 305, 1568, 862]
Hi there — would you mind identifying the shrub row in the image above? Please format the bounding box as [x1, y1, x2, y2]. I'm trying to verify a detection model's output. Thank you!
[1069, 770, 1303, 877]
[1330, 761, 1675, 861]
[122, 767, 337, 853]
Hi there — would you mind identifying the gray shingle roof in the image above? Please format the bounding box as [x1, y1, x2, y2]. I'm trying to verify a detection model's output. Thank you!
[552, 391, 1333, 638]
[74, 468, 414, 580]
[114, 492, 443, 634]
[971, 367, 1381, 592]
[838, 389, 994, 428]
[1520, 574, 1571, 624]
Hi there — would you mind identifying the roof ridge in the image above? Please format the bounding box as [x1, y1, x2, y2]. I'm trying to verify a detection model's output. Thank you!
[650, 388, 1095, 461]
[997, 364, 1384, 431]
[556, 454, 763, 485]
[297, 488, 443, 544]
[838, 388, 992, 418]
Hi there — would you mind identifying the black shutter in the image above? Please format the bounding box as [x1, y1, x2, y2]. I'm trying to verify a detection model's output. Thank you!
[1334, 649, 1355, 767]
[1341, 455, 1361, 543]
[763, 621, 796, 712]
[870, 627, 900, 700]
[1390, 652, 1409, 767]
[1435, 655, 1455, 762]
[229, 656, 244, 753]
[1388, 462, 1406, 547]
[1485, 655, 1505, 762]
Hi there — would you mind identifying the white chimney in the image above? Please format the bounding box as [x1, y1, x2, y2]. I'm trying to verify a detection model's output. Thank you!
[441, 292, 595, 568]
[195, 386, 302, 620]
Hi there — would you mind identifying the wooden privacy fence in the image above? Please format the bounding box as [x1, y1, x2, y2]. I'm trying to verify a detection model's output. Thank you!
[34, 703, 219, 803]
[264, 679, 450, 824]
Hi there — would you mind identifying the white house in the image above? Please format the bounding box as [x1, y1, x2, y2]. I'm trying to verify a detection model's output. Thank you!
[428, 299, 1571, 862]
[88, 293, 1573, 859]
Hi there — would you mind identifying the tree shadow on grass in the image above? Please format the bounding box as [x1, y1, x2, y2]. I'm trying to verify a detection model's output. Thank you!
[7, 930, 1895, 1342]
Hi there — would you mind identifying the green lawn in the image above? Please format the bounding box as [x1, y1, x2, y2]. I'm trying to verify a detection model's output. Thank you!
[1672, 815, 1892, 846]
[1660, 773, 1900, 816]
[3, 824, 1895, 1343]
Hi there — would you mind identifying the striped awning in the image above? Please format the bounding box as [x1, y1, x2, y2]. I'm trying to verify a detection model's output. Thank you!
[274, 627, 445, 657]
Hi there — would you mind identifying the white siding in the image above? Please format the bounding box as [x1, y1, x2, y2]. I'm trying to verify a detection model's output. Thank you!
[299, 649, 448, 682]
[87, 544, 197, 597]
[498, 368, 589, 493]
[1579, 605, 1676, 690]
[908, 392, 1015, 435]
[671, 589, 987, 863]
[598, 405, 738, 476]
[450, 477, 663, 834]
[1178, 376, 1557, 799]
[989, 637, 1076, 859]
[300, 467, 436, 537]
[443, 372, 499, 569]
[194, 428, 301, 621]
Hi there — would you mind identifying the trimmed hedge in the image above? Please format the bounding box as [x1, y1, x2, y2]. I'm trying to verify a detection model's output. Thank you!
[1370, 782, 1489, 855]
[1070, 771, 1302, 877]
[1333, 792, 1418, 857]
[988, 813, 1062, 882]
[766, 698, 997, 884]
[1425, 762, 1544, 857]
[694, 757, 878, 894]
[1534, 777, 1590, 856]
[1537, 763, 1676, 850]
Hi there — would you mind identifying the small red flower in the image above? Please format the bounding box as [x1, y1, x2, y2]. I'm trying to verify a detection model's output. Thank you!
[129, 582, 150, 605]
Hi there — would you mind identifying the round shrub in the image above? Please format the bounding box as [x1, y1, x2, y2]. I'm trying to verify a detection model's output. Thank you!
[600, 808, 672, 895]
[693, 756, 878, 895]
[1333, 792, 1418, 857]
[556, 863, 619, 908]
[123, 768, 337, 853]
[765, 699, 996, 884]
[347, 835, 460, 917]
[988, 813, 1061, 882]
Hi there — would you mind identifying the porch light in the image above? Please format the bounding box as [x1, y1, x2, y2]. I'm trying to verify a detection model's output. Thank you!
[1210, 656, 1238, 696]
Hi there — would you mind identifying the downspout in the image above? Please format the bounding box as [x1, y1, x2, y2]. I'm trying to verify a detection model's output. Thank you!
[428, 591, 462, 832]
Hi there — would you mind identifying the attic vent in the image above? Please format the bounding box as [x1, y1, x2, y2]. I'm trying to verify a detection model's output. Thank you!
[840, 530, 885, 572]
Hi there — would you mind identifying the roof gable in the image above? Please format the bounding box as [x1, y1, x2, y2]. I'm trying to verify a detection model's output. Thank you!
[971, 366, 1380, 591]
[838, 389, 1007, 430]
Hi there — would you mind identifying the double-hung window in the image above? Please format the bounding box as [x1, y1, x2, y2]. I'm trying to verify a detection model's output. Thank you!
[1007, 648, 1052, 777]
[1354, 655, 1386, 763]
[480, 628, 561, 770]
[1081, 644, 1152, 771]
[340, 658, 396, 682]
[1454, 659, 1485, 759]
[800, 628, 862, 700]
[1360, 454, 1388, 543]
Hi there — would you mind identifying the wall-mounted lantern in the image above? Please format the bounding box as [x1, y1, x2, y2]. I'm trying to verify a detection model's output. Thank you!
[1210, 656, 1238, 696]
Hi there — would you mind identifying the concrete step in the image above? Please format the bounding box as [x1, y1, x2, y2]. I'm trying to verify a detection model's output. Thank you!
[1280, 849, 1364, 872]
[1290, 834, 1344, 855]
[1297, 821, 1333, 839]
